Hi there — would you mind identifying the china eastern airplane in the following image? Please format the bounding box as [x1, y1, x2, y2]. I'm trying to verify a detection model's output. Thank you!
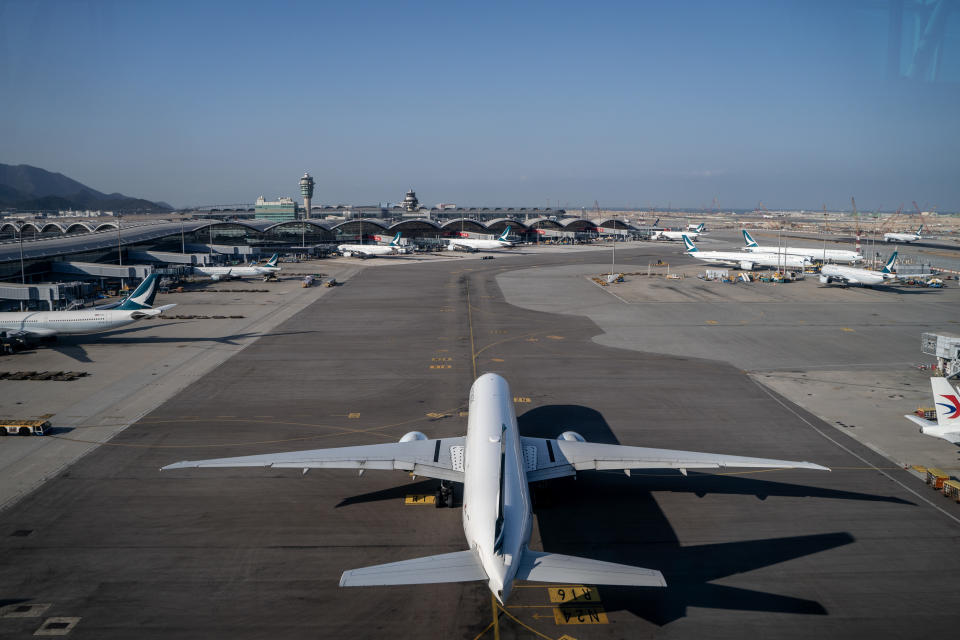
[903, 377, 960, 444]
[339, 233, 407, 258]
[194, 253, 281, 281]
[653, 223, 703, 241]
[741, 230, 862, 264]
[162, 373, 828, 603]
[683, 235, 810, 269]
[0, 274, 175, 339]
[884, 225, 923, 243]
[819, 252, 898, 286]
[446, 227, 514, 252]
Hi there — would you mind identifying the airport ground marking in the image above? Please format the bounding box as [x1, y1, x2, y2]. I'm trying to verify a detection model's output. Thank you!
[347, 413, 360, 419]
[491, 357, 505, 362]
[429, 364, 452, 370]
[752, 378, 960, 527]
[552, 606, 607, 624]
[514, 397, 531, 404]
[467, 281, 478, 378]
[548, 586, 599, 604]
[841, 327, 855, 332]
[404, 494, 436, 505]
[494, 605, 557, 640]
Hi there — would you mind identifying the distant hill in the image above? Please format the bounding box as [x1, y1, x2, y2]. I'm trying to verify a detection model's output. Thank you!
[0, 163, 172, 212]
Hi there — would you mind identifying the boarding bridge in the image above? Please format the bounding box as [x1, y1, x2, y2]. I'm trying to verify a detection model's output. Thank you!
[185, 243, 255, 256]
[51, 262, 152, 279]
[0, 281, 97, 311]
[922, 333, 960, 379]
[128, 250, 211, 265]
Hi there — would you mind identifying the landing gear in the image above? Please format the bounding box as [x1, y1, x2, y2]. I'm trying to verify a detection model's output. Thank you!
[435, 481, 454, 508]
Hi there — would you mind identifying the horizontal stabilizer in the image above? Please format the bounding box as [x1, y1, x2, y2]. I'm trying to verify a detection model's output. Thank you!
[340, 549, 488, 587]
[516, 550, 666, 587]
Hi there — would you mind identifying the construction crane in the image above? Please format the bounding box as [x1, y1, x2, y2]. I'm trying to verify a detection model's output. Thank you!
[822, 204, 829, 233]
[878, 205, 905, 235]
[594, 200, 601, 219]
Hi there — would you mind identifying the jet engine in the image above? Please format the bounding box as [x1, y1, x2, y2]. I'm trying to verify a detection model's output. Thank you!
[558, 431, 585, 442]
[819, 274, 832, 284]
[399, 431, 428, 442]
[738, 260, 754, 270]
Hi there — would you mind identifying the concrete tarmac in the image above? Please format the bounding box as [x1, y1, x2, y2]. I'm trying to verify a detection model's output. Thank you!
[1, 246, 959, 639]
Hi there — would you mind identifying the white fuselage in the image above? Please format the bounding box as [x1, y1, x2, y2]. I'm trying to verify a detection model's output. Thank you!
[338, 244, 406, 256]
[462, 374, 531, 603]
[194, 265, 279, 278]
[883, 233, 920, 243]
[820, 264, 890, 286]
[447, 238, 513, 251]
[0, 308, 162, 337]
[688, 250, 809, 269]
[655, 231, 700, 241]
[744, 245, 862, 263]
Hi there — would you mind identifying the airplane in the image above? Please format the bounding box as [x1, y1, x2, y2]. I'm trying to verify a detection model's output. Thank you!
[162, 373, 829, 604]
[682, 235, 810, 270]
[0, 274, 175, 339]
[686, 222, 705, 231]
[884, 225, 923, 243]
[903, 377, 960, 444]
[819, 252, 898, 286]
[741, 230, 862, 264]
[194, 253, 281, 281]
[446, 227, 514, 252]
[339, 233, 407, 258]
[654, 223, 703, 241]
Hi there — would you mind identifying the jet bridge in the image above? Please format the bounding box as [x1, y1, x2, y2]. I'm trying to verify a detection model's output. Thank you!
[51, 262, 152, 279]
[922, 332, 960, 378]
[128, 250, 211, 265]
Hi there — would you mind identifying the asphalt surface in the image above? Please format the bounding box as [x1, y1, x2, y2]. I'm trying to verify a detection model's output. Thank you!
[2, 245, 960, 639]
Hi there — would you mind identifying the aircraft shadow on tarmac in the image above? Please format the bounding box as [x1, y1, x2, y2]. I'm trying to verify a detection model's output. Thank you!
[816, 284, 942, 295]
[41, 327, 319, 363]
[331, 404, 914, 625]
[518, 405, 893, 625]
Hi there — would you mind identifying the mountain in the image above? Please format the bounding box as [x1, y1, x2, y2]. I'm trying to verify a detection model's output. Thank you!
[0, 164, 172, 212]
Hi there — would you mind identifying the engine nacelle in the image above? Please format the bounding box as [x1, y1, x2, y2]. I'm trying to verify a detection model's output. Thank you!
[399, 431, 428, 443]
[558, 431, 585, 442]
[819, 274, 831, 284]
[738, 260, 754, 270]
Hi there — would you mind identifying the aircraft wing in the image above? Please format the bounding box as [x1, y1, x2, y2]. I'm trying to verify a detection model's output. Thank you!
[516, 550, 666, 587]
[340, 549, 487, 586]
[162, 437, 465, 482]
[520, 437, 828, 482]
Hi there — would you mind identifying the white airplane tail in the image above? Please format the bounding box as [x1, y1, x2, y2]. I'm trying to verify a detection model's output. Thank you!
[916, 224, 924, 237]
[742, 229, 759, 247]
[931, 377, 960, 428]
[682, 234, 698, 252]
[881, 251, 898, 274]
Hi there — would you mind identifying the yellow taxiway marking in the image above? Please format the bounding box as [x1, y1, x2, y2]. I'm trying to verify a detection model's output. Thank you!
[552, 606, 608, 625]
[548, 586, 600, 604]
[404, 494, 436, 505]
[429, 364, 452, 370]
[491, 357, 505, 362]
[514, 397, 531, 404]
[706, 320, 718, 325]
[525, 337, 539, 342]
[432, 357, 453, 362]
[347, 412, 360, 419]
[436, 349, 449, 353]
[426, 412, 449, 419]
[490, 329, 508, 335]
[546, 335, 565, 340]
[842, 327, 855, 332]
[459, 411, 469, 417]
[439, 307, 455, 312]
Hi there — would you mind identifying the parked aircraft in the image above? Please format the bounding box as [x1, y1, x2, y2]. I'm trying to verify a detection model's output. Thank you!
[446, 227, 514, 252]
[819, 252, 898, 286]
[741, 230, 862, 264]
[884, 225, 923, 243]
[194, 253, 281, 280]
[903, 377, 960, 444]
[686, 222, 705, 231]
[339, 233, 407, 258]
[683, 235, 810, 269]
[655, 223, 703, 241]
[0, 274, 175, 339]
[162, 373, 828, 604]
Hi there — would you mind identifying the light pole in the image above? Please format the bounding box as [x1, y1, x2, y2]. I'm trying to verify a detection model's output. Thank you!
[116, 213, 123, 266]
[180, 217, 185, 253]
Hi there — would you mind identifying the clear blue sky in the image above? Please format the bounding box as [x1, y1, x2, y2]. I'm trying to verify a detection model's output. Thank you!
[1, 0, 958, 210]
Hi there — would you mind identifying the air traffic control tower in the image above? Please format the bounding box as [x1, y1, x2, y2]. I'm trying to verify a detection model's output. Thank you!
[299, 173, 315, 220]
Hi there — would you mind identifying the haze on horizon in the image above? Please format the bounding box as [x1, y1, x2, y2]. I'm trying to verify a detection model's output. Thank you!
[1, 1, 958, 212]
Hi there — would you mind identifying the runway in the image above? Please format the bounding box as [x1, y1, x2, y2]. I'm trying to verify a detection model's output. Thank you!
[1, 246, 959, 639]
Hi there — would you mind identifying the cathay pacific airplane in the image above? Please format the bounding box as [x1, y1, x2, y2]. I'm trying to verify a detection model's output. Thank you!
[162, 373, 828, 603]
[904, 377, 960, 445]
[819, 252, 898, 286]
[339, 233, 407, 258]
[683, 235, 810, 270]
[194, 254, 281, 280]
[654, 223, 703, 241]
[446, 227, 515, 252]
[741, 230, 862, 264]
[0, 274, 175, 339]
[883, 225, 923, 243]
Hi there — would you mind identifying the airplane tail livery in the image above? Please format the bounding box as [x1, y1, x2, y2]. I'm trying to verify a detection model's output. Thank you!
[742, 230, 759, 247]
[916, 225, 924, 236]
[116, 274, 159, 310]
[389, 232, 402, 246]
[881, 251, 898, 274]
[682, 235, 699, 252]
[499, 226, 511, 241]
[932, 377, 960, 426]
[696, 223, 705, 233]
[264, 253, 280, 268]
